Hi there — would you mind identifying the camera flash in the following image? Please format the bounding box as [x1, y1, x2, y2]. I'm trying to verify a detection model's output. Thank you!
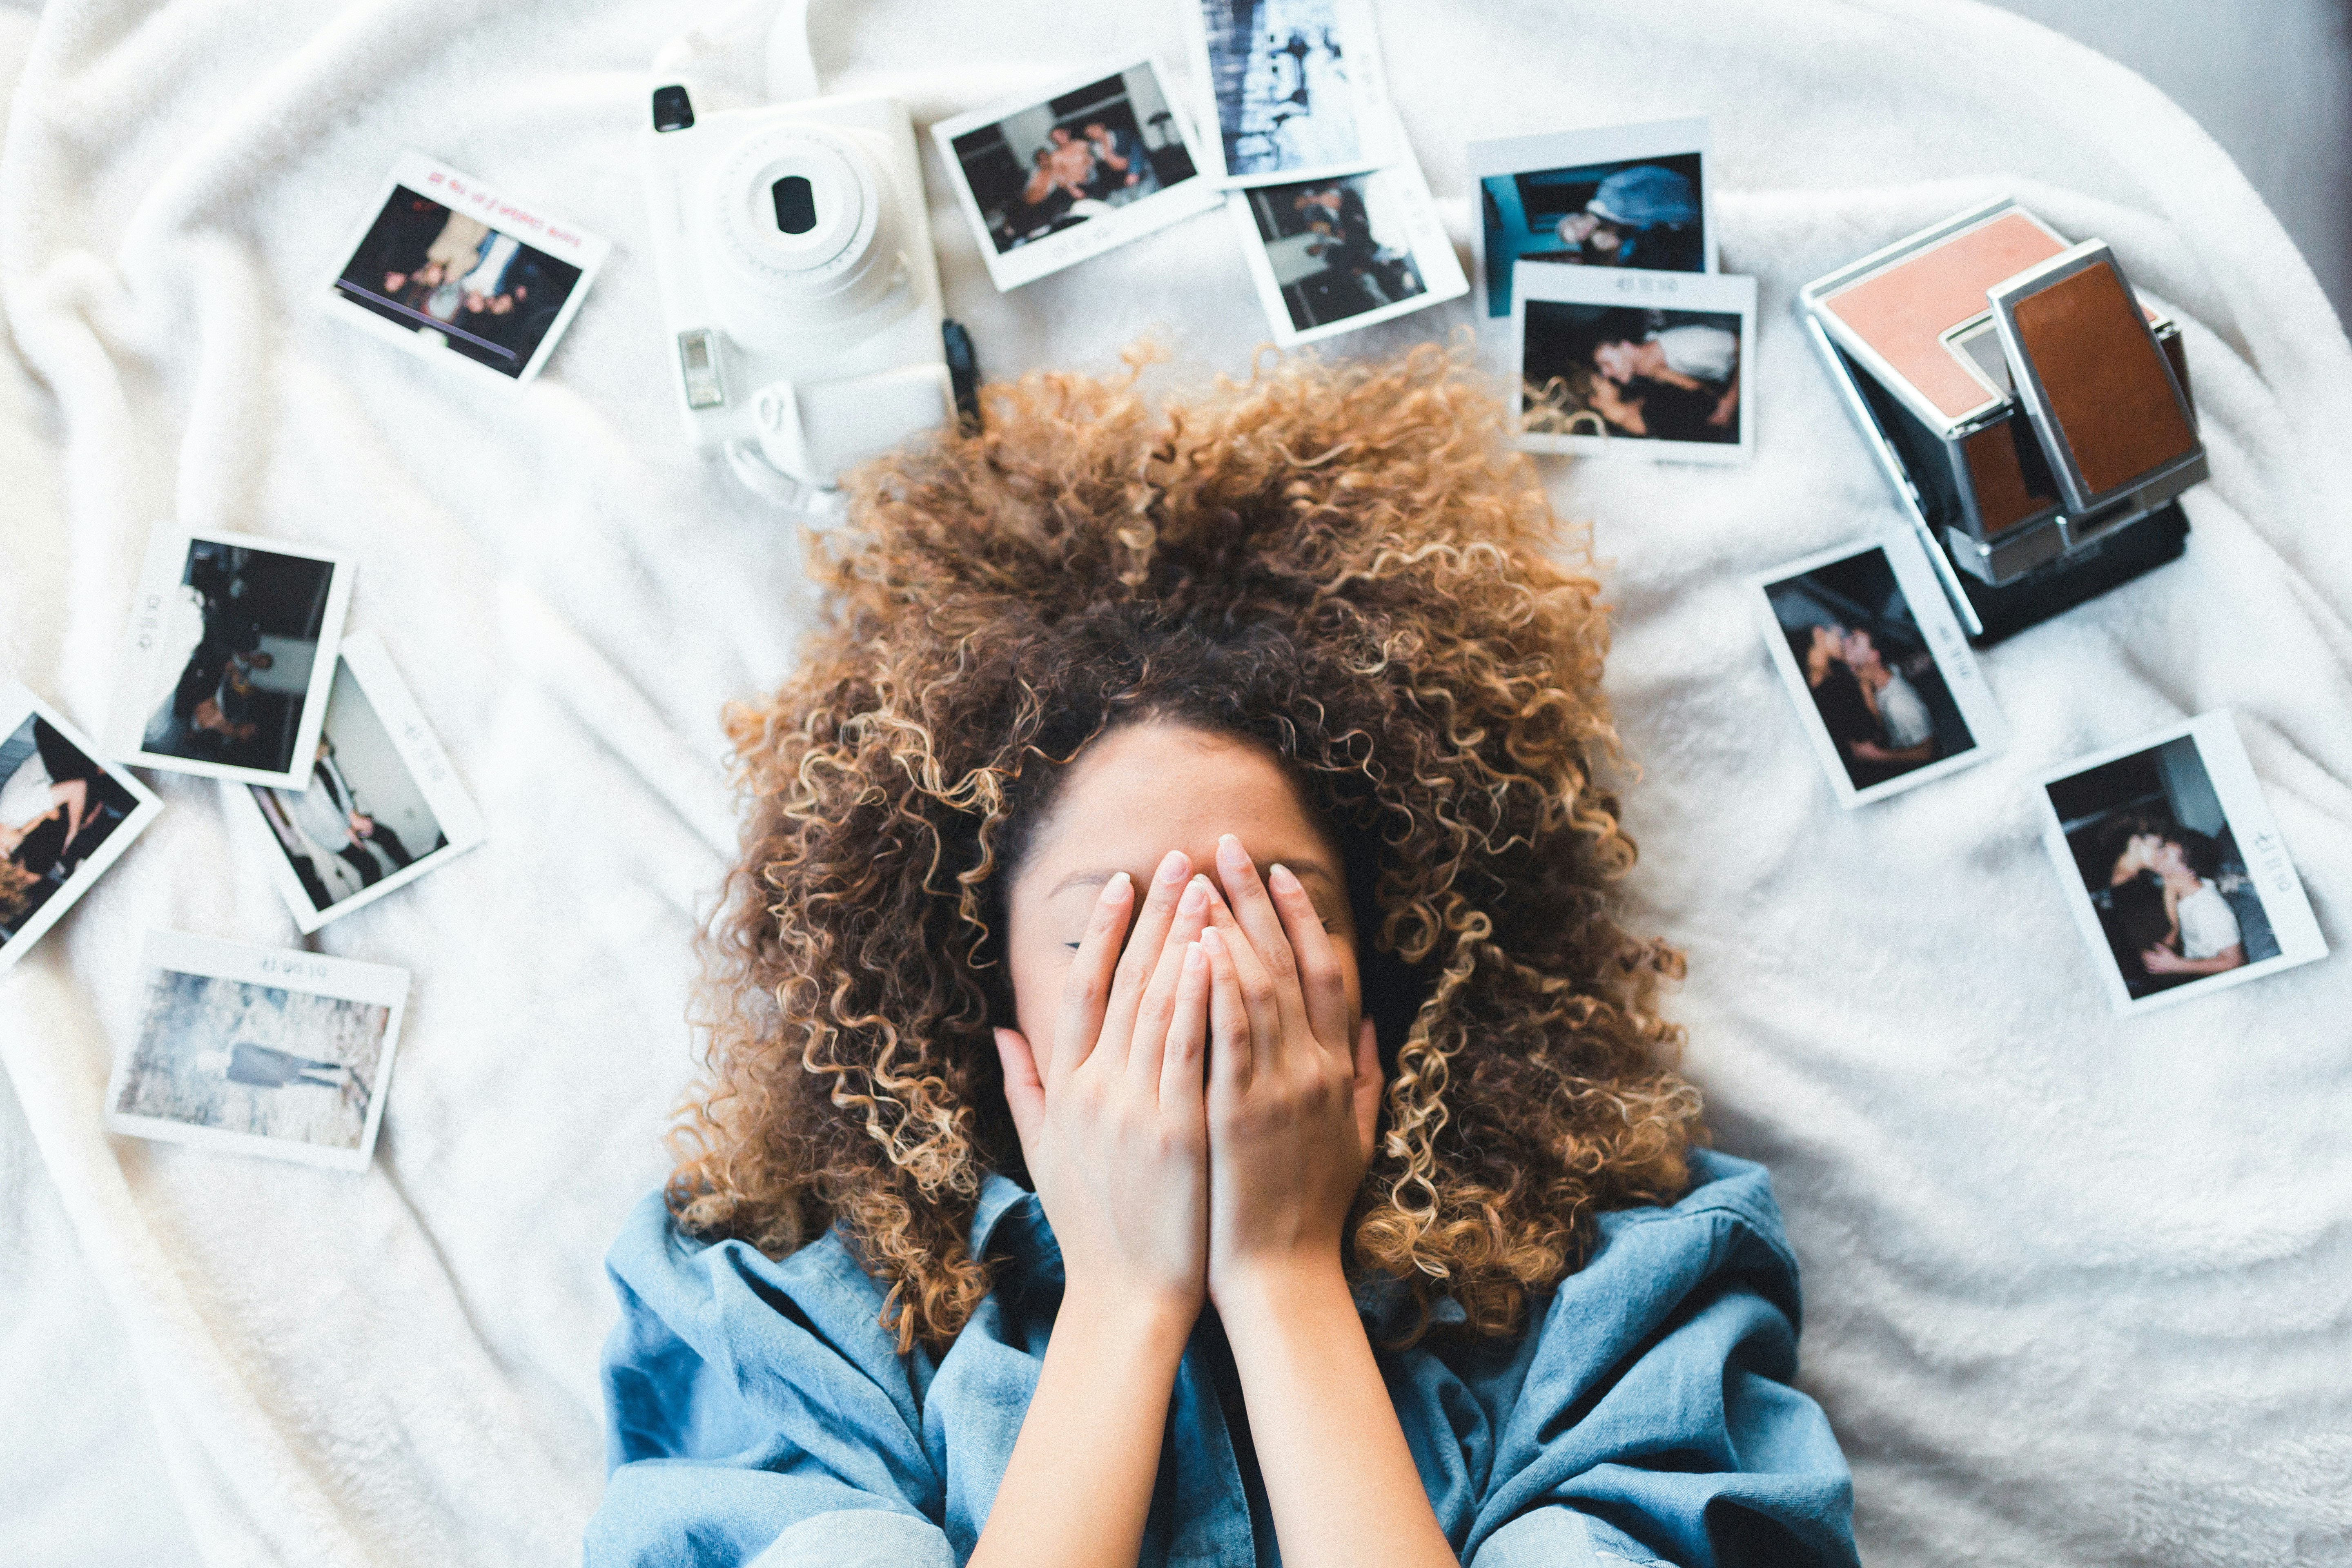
[677, 329, 725, 410]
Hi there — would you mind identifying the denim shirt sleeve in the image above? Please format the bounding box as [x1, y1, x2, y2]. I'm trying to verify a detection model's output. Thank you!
[586, 1190, 953, 1567]
[1455, 1149, 1858, 1568]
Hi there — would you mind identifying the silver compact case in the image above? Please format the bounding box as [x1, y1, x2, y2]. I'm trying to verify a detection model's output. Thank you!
[1796, 197, 2207, 643]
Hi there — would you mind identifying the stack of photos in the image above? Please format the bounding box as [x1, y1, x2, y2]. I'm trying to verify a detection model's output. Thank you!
[933, 59, 1223, 291]
[104, 524, 354, 788]
[104, 931, 411, 1172]
[0, 685, 163, 972]
[1468, 116, 1757, 463]
[223, 631, 488, 933]
[1750, 533, 2009, 808]
[321, 151, 609, 392]
[2033, 713, 2326, 1016]
[1185, 0, 1466, 343]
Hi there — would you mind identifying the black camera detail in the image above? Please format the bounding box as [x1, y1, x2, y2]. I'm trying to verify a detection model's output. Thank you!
[771, 176, 817, 235]
[651, 85, 695, 134]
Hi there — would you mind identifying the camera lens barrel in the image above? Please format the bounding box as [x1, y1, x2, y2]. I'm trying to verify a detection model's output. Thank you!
[699, 122, 899, 352]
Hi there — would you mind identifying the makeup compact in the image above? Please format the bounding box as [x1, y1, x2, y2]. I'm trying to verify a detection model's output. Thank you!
[1797, 197, 2206, 642]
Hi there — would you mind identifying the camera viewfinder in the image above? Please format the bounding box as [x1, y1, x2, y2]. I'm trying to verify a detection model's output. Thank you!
[651, 85, 695, 134]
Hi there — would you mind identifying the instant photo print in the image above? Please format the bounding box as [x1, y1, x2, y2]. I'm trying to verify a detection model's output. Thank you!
[2033, 713, 2326, 1017]
[933, 58, 1221, 291]
[105, 523, 354, 789]
[105, 931, 411, 1172]
[1749, 532, 2010, 808]
[1512, 264, 1754, 463]
[321, 151, 609, 393]
[1470, 115, 1714, 319]
[1183, 0, 1396, 187]
[223, 631, 487, 934]
[1797, 196, 2207, 643]
[1229, 131, 1467, 346]
[0, 685, 163, 973]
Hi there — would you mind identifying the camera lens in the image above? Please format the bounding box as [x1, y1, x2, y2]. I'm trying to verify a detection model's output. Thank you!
[651, 84, 695, 134]
[771, 176, 817, 235]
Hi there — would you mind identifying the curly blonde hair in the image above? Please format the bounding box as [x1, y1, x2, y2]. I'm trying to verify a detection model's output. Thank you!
[673, 345, 1703, 1353]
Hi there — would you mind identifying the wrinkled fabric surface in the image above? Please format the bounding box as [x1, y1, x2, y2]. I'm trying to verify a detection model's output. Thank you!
[1, 1, 2348, 1565]
[592, 1151, 1858, 1568]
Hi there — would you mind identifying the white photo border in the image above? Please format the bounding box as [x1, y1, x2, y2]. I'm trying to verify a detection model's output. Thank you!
[1227, 130, 1468, 347]
[1746, 531, 2011, 810]
[0, 684, 164, 974]
[2029, 711, 2329, 1018]
[1510, 262, 1755, 465]
[103, 930, 412, 1173]
[1468, 114, 1716, 321]
[222, 629, 489, 935]
[930, 56, 1223, 292]
[316, 149, 611, 397]
[1180, 0, 1396, 188]
[105, 523, 355, 790]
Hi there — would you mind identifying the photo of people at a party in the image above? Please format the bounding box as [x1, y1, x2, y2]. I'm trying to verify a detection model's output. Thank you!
[948, 65, 1198, 255]
[1243, 173, 1425, 332]
[1199, 0, 1366, 178]
[1522, 301, 1742, 446]
[113, 965, 393, 1153]
[1481, 151, 1704, 315]
[1766, 546, 1976, 793]
[250, 657, 450, 923]
[333, 185, 584, 378]
[139, 539, 336, 776]
[0, 712, 143, 951]
[2046, 734, 2281, 1002]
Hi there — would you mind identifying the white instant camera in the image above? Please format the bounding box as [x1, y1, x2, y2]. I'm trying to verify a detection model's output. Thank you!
[641, 6, 971, 514]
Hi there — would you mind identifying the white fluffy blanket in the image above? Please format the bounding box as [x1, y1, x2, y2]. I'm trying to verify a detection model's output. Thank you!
[2, 1, 2346, 1563]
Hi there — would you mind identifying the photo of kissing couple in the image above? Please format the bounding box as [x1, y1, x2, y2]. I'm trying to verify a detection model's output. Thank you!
[2049, 733, 2280, 1001]
[1768, 547, 1976, 793]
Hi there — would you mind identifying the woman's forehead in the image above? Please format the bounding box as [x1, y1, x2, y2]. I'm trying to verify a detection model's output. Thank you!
[1020, 724, 1338, 886]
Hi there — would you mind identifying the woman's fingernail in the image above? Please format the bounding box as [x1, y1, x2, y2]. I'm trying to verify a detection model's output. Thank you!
[1200, 926, 1226, 956]
[1156, 849, 1189, 885]
[1267, 863, 1300, 895]
[1104, 870, 1132, 902]
[1179, 878, 1207, 914]
[1184, 941, 1205, 973]
[1218, 833, 1248, 869]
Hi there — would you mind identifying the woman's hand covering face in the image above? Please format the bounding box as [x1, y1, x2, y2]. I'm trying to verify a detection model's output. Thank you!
[993, 850, 1214, 1317]
[1197, 834, 1383, 1299]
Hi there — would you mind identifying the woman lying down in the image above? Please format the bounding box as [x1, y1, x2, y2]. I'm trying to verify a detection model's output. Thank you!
[588, 350, 1858, 1568]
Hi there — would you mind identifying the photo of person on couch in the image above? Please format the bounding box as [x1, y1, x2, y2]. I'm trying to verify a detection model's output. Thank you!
[588, 351, 1858, 1568]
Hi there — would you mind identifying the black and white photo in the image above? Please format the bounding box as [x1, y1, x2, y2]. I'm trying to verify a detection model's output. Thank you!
[2034, 713, 2327, 1016]
[321, 151, 608, 391]
[225, 630, 487, 933]
[104, 931, 410, 1171]
[1184, 0, 1394, 186]
[933, 60, 1221, 291]
[1512, 263, 1755, 463]
[1470, 116, 1714, 318]
[1750, 534, 2009, 807]
[0, 685, 163, 972]
[106, 524, 353, 788]
[1229, 146, 1466, 345]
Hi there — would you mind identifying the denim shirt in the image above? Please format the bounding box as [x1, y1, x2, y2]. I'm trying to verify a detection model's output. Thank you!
[589, 1150, 1858, 1568]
